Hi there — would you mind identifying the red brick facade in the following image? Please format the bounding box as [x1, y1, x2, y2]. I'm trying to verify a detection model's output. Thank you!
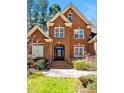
[27, 29, 52, 60]
[27, 4, 96, 64]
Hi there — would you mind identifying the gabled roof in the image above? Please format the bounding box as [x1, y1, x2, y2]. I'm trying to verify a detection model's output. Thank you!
[47, 12, 71, 24]
[88, 35, 97, 44]
[62, 3, 92, 24]
[27, 25, 49, 38]
[88, 32, 97, 44]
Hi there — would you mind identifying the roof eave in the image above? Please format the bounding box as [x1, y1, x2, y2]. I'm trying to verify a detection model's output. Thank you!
[27, 25, 49, 38]
[62, 3, 92, 25]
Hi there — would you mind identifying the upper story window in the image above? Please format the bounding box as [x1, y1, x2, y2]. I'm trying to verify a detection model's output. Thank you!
[54, 27, 64, 38]
[74, 29, 84, 39]
[68, 12, 73, 22]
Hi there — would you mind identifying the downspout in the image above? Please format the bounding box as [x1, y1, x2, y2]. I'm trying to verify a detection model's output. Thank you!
[50, 40, 53, 63]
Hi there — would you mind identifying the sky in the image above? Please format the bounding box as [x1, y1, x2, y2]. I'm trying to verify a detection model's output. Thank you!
[48, 0, 97, 25]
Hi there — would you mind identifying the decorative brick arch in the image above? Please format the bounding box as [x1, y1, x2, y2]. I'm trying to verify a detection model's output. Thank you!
[54, 44, 65, 61]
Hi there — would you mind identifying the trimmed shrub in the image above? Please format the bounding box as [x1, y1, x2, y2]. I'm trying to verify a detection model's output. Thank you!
[73, 60, 90, 70]
[78, 75, 97, 89]
[36, 59, 45, 70]
[79, 76, 90, 88]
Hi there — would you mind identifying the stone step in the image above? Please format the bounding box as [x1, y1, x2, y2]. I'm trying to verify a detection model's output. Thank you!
[47, 66, 73, 69]
[47, 61, 73, 69]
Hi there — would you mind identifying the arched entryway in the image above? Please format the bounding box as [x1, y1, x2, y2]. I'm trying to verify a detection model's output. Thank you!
[54, 45, 65, 61]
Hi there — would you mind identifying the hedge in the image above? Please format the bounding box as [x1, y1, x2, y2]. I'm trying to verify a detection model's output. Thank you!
[36, 59, 45, 70]
[73, 60, 90, 70]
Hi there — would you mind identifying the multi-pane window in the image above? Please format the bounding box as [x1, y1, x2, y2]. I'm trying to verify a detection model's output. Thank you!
[32, 44, 44, 58]
[54, 27, 64, 37]
[74, 45, 84, 57]
[68, 12, 73, 21]
[74, 29, 84, 39]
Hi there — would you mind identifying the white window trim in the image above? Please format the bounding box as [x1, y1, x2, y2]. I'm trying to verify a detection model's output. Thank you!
[54, 27, 64, 38]
[74, 45, 84, 57]
[32, 43, 44, 58]
[68, 12, 73, 21]
[74, 29, 84, 39]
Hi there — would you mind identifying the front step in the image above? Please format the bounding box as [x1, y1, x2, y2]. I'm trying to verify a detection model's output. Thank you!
[47, 61, 73, 69]
[47, 66, 73, 69]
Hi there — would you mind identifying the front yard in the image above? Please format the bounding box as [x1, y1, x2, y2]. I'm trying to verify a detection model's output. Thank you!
[27, 72, 96, 93]
[28, 73, 80, 93]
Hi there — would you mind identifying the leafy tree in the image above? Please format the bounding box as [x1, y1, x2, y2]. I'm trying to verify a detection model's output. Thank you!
[27, 0, 34, 31]
[27, 0, 61, 32]
[32, 8, 39, 26]
[27, 0, 41, 30]
[38, 0, 49, 31]
[49, 4, 61, 18]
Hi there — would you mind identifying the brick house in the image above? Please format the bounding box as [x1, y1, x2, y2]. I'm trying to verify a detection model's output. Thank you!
[27, 3, 96, 68]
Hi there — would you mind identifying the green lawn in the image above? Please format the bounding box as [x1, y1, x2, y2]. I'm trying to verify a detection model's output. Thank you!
[27, 73, 80, 93]
[27, 72, 97, 93]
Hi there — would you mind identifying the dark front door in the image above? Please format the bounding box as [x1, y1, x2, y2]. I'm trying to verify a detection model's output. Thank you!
[54, 45, 64, 60]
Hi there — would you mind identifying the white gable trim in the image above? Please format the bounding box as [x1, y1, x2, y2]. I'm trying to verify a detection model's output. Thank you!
[47, 12, 71, 24]
[62, 3, 92, 24]
[88, 35, 97, 44]
[27, 25, 49, 38]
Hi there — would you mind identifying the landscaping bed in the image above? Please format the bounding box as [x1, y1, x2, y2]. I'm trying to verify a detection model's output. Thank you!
[72, 58, 97, 71]
[27, 58, 46, 70]
[77, 75, 97, 93]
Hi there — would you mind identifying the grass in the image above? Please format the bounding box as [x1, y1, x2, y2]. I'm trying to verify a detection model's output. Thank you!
[86, 75, 97, 89]
[27, 72, 80, 93]
[27, 72, 97, 93]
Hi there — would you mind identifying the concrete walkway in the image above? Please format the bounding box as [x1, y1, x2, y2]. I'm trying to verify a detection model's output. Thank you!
[42, 69, 96, 78]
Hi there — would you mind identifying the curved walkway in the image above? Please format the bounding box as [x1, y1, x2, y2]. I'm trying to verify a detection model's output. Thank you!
[42, 69, 97, 78]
